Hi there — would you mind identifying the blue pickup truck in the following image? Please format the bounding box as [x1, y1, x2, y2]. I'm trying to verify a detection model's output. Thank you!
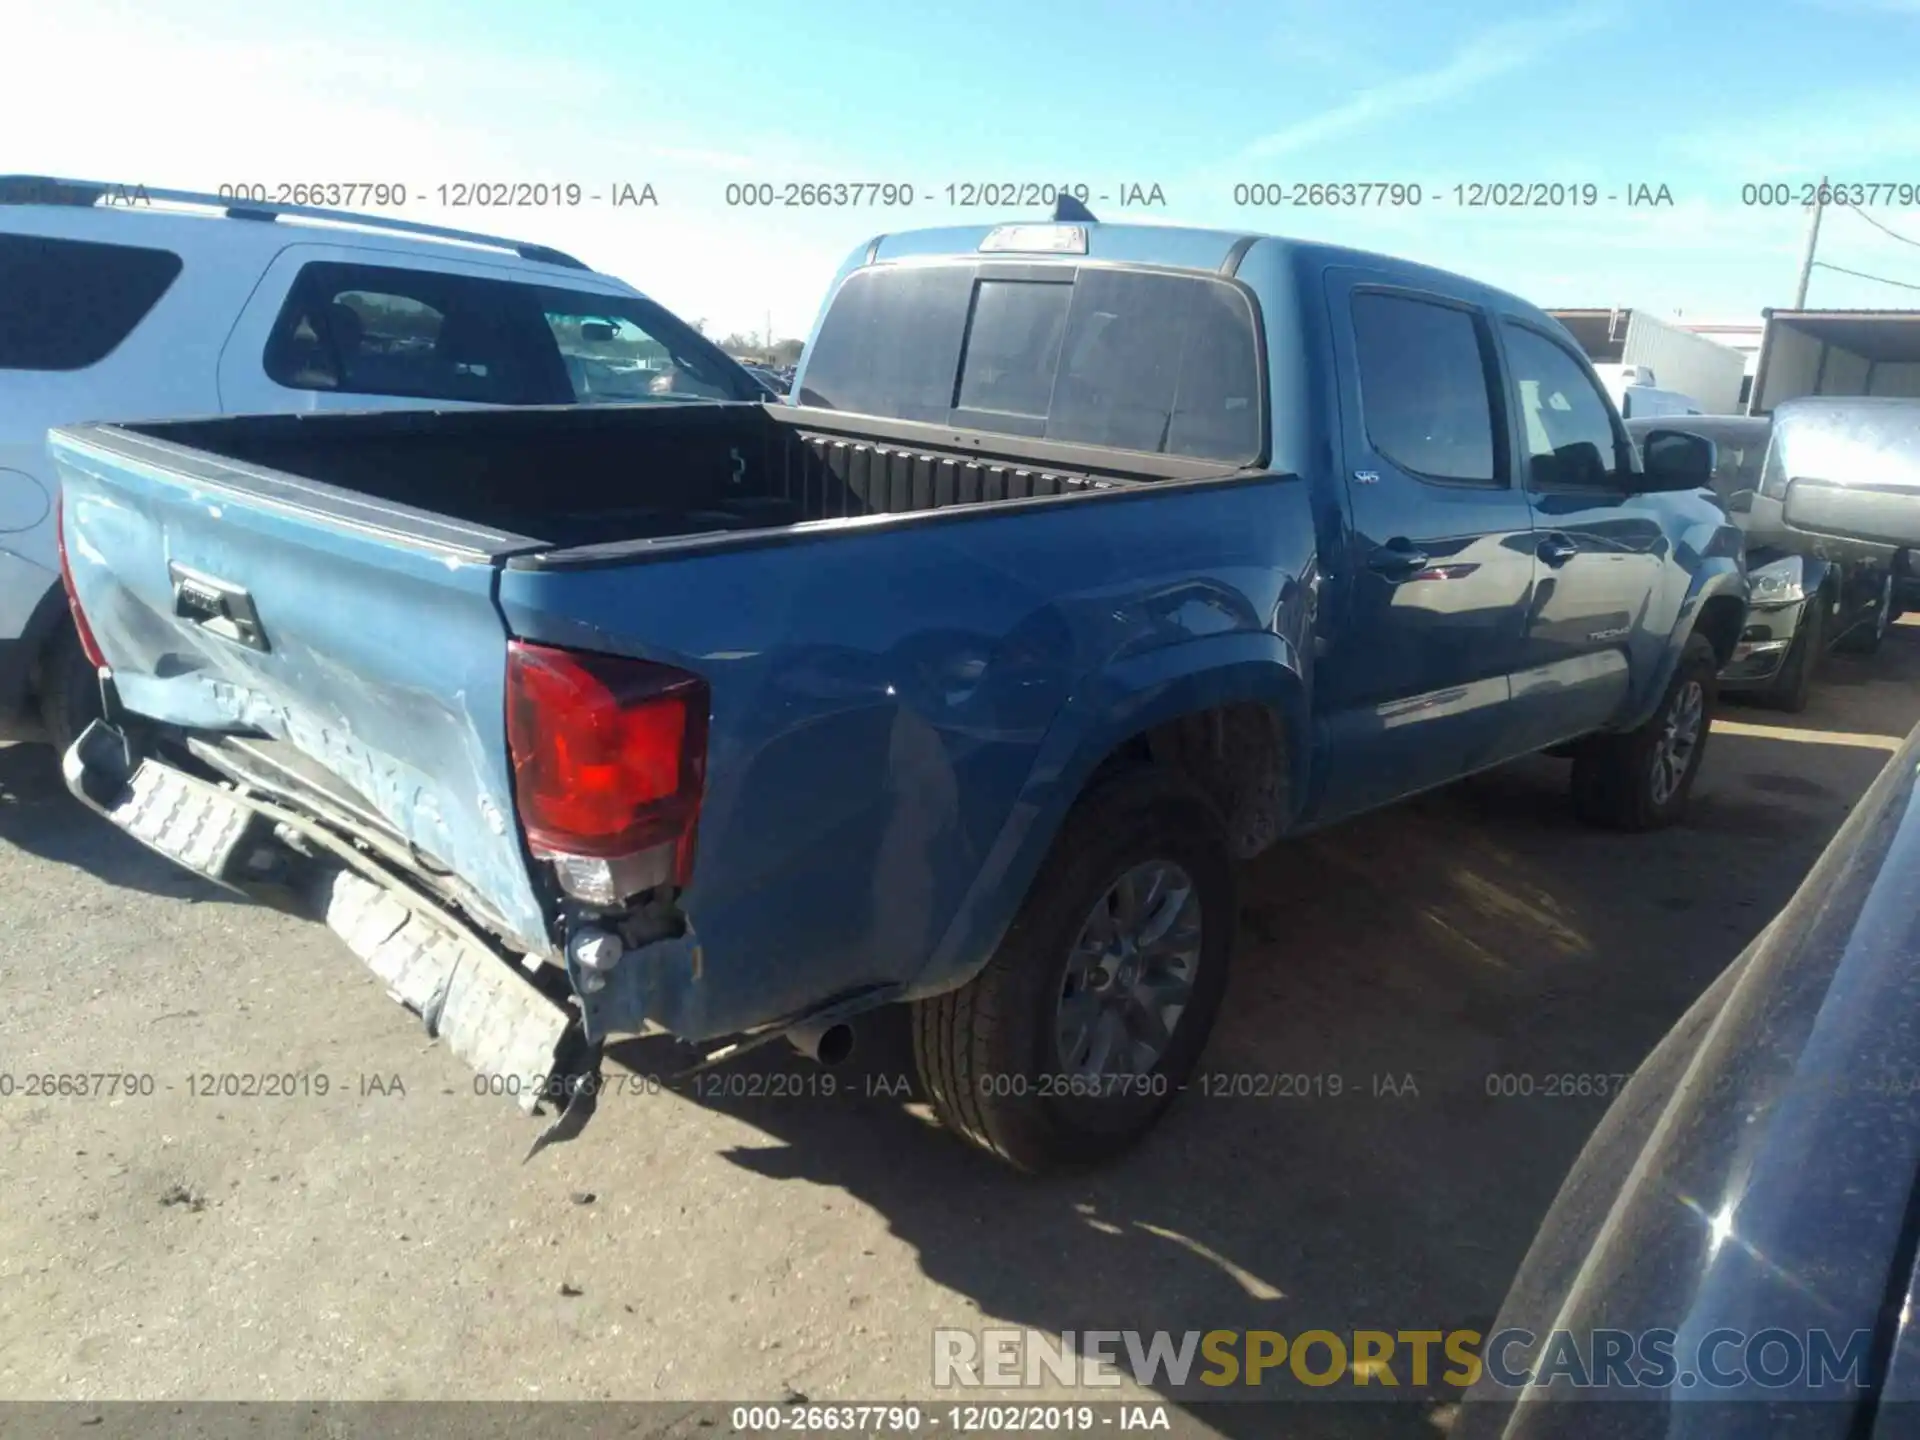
[48, 218, 1747, 1171]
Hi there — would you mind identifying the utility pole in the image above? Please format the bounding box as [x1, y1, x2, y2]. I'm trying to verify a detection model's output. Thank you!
[1792, 174, 1828, 309]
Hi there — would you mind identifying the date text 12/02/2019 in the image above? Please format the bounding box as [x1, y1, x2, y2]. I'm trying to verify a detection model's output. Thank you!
[720, 182, 1169, 208]
[731, 1403, 1172, 1433]
[211, 180, 1169, 211]
[215, 182, 658, 209]
[1229, 181, 1676, 208]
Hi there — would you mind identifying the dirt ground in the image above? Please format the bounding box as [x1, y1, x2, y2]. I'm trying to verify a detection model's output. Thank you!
[4, 626, 1919, 1435]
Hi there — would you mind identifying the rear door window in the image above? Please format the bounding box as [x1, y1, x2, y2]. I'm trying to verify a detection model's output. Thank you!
[800, 262, 1265, 464]
[0, 234, 183, 371]
[1349, 291, 1500, 485]
[265, 262, 557, 403]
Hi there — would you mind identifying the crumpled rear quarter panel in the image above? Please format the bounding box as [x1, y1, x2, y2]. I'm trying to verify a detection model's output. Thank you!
[52, 434, 552, 955]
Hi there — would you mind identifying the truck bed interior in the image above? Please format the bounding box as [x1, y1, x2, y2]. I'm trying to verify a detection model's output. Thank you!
[121, 403, 1218, 552]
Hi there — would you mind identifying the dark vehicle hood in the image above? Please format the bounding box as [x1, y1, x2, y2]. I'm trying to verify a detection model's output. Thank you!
[1461, 723, 1920, 1436]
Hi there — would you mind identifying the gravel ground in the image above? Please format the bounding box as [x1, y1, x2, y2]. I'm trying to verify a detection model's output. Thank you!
[4, 626, 1918, 1436]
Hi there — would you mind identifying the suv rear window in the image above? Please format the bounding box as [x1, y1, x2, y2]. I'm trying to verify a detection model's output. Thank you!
[264, 261, 759, 406]
[0, 234, 183, 371]
[799, 263, 1265, 465]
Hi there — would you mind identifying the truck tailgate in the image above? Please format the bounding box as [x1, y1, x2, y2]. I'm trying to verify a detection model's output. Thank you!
[49, 423, 552, 956]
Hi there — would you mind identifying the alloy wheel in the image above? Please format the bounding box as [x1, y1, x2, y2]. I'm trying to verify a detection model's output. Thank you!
[1054, 860, 1203, 1079]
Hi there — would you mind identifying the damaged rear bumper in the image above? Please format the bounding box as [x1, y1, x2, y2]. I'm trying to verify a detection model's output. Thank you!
[61, 719, 588, 1116]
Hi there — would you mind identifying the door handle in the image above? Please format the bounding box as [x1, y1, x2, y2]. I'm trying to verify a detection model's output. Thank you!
[1537, 534, 1579, 567]
[1367, 540, 1430, 578]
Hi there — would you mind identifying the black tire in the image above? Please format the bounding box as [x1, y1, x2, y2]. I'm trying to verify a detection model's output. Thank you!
[910, 768, 1234, 1173]
[1571, 633, 1717, 832]
[38, 619, 103, 757]
[1835, 572, 1893, 656]
[1758, 594, 1823, 713]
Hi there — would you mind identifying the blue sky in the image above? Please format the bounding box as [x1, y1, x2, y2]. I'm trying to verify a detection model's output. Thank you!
[12, 0, 1920, 338]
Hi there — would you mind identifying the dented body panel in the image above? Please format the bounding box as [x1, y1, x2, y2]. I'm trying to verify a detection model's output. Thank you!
[48, 221, 1747, 1100]
[53, 426, 553, 953]
[498, 475, 1318, 1039]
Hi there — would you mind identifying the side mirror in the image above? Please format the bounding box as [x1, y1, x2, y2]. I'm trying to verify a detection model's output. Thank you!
[1638, 429, 1716, 491]
[1783, 480, 1920, 549]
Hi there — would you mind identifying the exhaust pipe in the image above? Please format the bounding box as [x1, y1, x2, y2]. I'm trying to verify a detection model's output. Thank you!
[787, 1017, 855, 1067]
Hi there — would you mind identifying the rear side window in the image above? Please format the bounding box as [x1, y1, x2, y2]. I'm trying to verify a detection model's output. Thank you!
[264, 261, 755, 405]
[800, 263, 1265, 464]
[266, 262, 557, 403]
[0, 234, 182, 371]
[1350, 292, 1499, 485]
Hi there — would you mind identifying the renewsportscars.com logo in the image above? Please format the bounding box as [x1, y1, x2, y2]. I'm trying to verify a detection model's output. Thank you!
[932, 1327, 1876, 1393]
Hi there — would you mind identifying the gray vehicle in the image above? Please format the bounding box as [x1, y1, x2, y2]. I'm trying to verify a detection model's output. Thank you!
[1759, 396, 1920, 620]
[1456, 409, 1920, 1438]
[1629, 407, 1902, 711]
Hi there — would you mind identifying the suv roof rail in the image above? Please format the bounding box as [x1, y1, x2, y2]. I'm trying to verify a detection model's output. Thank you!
[0, 175, 593, 271]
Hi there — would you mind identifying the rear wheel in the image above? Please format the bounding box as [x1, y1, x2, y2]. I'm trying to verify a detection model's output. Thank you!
[911, 768, 1233, 1173]
[1570, 633, 1717, 831]
[38, 620, 103, 757]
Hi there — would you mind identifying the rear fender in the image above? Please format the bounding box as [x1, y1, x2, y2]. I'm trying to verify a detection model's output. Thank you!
[907, 629, 1308, 999]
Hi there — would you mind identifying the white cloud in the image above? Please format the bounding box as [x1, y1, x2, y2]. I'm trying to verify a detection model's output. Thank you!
[1238, 4, 1625, 162]
[1264, 0, 1373, 69]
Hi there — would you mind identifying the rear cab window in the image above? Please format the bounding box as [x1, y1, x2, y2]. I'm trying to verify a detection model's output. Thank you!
[263, 261, 760, 405]
[799, 262, 1266, 466]
[0, 234, 183, 370]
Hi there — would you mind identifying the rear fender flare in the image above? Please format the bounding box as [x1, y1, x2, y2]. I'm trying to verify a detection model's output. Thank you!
[908, 630, 1309, 998]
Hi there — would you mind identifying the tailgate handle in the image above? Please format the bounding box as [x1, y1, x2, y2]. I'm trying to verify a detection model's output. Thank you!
[169, 563, 270, 652]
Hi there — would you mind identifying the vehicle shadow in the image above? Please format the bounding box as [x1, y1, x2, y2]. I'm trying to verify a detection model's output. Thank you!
[612, 722, 1898, 1436]
[0, 741, 233, 903]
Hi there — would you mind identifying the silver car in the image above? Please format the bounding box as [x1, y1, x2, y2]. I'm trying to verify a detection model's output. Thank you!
[1629, 406, 1903, 711]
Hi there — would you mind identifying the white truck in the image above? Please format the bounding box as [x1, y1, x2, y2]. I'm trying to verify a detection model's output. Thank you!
[1748, 309, 1920, 414]
[1591, 363, 1704, 420]
[1549, 308, 1748, 416]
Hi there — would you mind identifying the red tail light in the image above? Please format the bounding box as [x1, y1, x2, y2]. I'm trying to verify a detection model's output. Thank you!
[504, 640, 709, 889]
[55, 497, 107, 671]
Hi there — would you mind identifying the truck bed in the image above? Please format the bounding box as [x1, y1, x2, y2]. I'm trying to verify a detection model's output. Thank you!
[113, 402, 1232, 558]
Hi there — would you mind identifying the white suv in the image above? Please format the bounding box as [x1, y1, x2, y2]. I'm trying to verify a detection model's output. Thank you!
[0, 175, 767, 749]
